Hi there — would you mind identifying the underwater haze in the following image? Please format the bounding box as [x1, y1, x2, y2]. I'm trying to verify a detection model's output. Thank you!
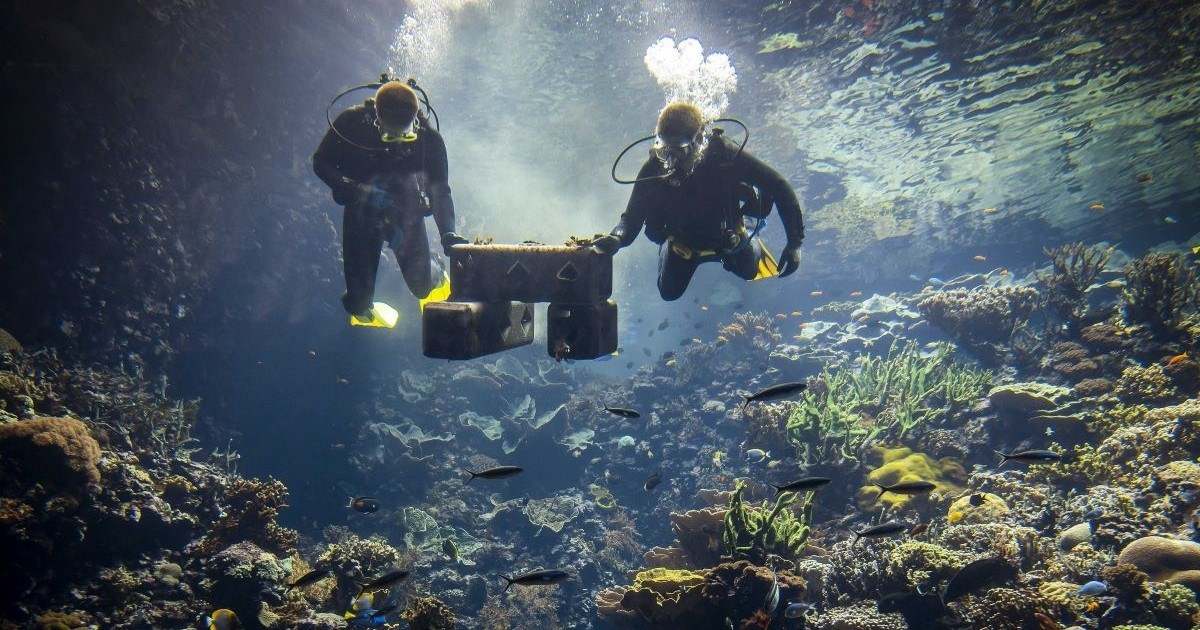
[2, 0, 1200, 628]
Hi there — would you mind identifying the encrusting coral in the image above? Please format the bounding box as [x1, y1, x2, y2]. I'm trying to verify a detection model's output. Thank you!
[857, 446, 964, 510]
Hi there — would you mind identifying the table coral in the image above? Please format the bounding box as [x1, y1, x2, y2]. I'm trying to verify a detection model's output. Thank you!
[523, 493, 583, 534]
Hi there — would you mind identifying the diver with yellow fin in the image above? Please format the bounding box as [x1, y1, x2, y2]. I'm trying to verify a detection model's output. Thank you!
[592, 102, 804, 300]
[313, 75, 466, 328]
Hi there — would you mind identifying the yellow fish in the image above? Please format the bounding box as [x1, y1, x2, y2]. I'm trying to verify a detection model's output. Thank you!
[206, 610, 239, 630]
[1090, 203, 1104, 211]
[849, 291, 862, 298]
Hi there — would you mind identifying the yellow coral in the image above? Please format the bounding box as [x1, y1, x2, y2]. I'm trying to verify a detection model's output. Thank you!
[632, 567, 706, 591]
[858, 446, 964, 510]
[946, 492, 1009, 525]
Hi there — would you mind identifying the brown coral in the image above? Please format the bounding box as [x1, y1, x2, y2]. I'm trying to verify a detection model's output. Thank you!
[916, 285, 1039, 348]
[1101, 562, 1150, 602]
[1038, 242, 1114, 323]
[402, 596, 456, 629]
[1122, 252, 1200, 337]
[195, 476, 298, 556]
[0, 417, 101, 496]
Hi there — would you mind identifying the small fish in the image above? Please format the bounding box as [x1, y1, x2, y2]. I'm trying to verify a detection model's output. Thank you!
[849, 291, 862, 297]
[603, 405, 642, 419]
[943, 557, 1017, 603]
[1136, 172, 1153, 183]
[701, 305, 709, 311]
[1090, 203, 1104, 211]
[287, 568, 333, 590]
[874, 480, 936, 500]
[775, 313, 787, 320]
[1077, 580, 1108, 596]
[1167, 352, 1188, 366]
[770, 476, 832, 496]
[206, 609, 238, 630]
[790, 311, 802, 316]
[665, 359, 677, 367]
[982, 206, 999, 214]
[354, 569, 411, 598]
[809, 290, 823, 297]
[909, 523, 929, 536]
[851, 521, 907, 545]
[1193, 245, 1200, 255]
[308, 349, 318, 357]
[500, 569, 571, 592]
[995, 449, 1062, 467]
[763, 564, 780, 612]
[968, 493, 986, 507]
[658, 319, 670, 331]
[740, 381, 808, 411]
[348, 496, 380, 514]
[643, 471, 662, 491]
[442, 538, 459, 560]
[336, 377, 350, 386]
[465, 466, 524, 483]
[783, 601, 819, 618]
[973, 255, 987, 262]
[745, 448, 770, 464]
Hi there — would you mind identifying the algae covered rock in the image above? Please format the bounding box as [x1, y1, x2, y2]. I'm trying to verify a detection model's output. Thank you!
[987, 382, 1071, 414]
[1118, 537, 1200, 592]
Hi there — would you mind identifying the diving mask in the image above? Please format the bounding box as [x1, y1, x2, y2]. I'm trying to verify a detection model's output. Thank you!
[652, 131, 704, 176]
[377, 118, 419, 144]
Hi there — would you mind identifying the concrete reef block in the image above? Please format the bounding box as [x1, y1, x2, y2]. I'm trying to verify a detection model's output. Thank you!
[546, 300, 618, 360]
[422, 301, 534, 360]
[449, 244, 612, 303]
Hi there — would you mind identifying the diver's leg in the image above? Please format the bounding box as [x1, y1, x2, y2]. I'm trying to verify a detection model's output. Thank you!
[342, 204, 384, 315]
[658, 246, 700, 301]
[395, 210, 434, 299]
[724, 241, 759, 280]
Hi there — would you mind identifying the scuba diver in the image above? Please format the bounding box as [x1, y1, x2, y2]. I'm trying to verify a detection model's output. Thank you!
[313, 77, 468, 328]
[593, 102, 805, 301]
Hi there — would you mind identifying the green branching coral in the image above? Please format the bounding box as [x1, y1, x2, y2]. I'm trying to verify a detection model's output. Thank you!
[786, 341, 991, 464]
[1038, 242, 1114, 322]
[1123, 252, 1200, 337]
[722, 480, 812, 564]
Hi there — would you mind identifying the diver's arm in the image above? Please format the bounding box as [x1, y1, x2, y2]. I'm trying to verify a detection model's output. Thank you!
[313, 109, 365, 205]
[736, 151, 805, 245]
[425, 132, 456, 238]
[611, 160, 662, 248]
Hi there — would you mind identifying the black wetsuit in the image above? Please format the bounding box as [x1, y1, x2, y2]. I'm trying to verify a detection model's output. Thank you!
[612, 133, 805, 301]
[313, 103, 456, 315]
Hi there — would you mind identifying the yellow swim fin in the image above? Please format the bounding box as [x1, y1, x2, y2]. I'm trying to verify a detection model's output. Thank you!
[350, 302, 399, 328]
[752, 240, 780, 281]
[419, 271, 452, 311]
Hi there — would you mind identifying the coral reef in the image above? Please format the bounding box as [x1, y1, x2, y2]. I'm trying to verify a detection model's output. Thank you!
[1038, 242, 1115, 323]
[723, 480, 813, 564]
[857, 446, 964, 510]
[402, 596, 457, 630]
[1122, 252, 1200, 337]
[916, 285, 1039, 347]
[1118, 537, 1200, 592]
[195, 476, 298, 556]
[787, 341, 990, 465]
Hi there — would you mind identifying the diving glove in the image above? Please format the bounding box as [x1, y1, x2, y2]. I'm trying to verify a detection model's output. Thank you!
[779, 241, 802, 278]
[441, 231, 469, 256]
[590, 233, 621, 256]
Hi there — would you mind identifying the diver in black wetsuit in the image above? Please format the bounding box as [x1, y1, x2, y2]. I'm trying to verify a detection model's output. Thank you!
[593, 102, 805, 301]
[313, 80, 468, 325]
